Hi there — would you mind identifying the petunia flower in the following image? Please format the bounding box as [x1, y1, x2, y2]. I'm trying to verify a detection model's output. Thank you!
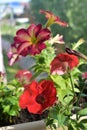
[40, 10, 68, 27]
[15, 70, 32, 88]
[49, 34, 65, 45]
[19, 80, 57, 114]
[7, 44, 20, 66]
[8, 24, 51, 65]
[50, 53, 79, 75]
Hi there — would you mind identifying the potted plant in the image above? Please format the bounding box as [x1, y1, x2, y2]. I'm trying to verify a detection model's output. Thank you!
[0, 71, 47, 129]
[1, 10, 87, 130]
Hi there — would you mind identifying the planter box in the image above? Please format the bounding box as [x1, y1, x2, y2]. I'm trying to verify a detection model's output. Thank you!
[0, 120, 68, 130]
[0, 120, 46, 130]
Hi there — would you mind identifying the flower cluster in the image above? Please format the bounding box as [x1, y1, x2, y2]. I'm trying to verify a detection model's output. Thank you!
[8, 10, 87, 129]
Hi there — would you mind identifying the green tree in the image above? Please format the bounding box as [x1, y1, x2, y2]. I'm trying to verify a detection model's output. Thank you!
[30, 0, 87, 41]
[28, 0, 87, 54]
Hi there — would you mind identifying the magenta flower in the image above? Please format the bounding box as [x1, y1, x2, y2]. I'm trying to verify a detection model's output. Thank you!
[40, 10, 68, 27]
[8, 24, 51, 65]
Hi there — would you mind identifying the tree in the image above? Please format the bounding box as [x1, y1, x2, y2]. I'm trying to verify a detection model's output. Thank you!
[29, 0, 87, 43]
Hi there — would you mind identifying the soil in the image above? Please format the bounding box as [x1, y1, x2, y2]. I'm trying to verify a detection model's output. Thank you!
[0, 109, 48, 127]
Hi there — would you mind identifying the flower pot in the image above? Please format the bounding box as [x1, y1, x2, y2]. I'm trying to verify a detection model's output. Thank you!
[0, 120, 68, 130]
[0, 120, 46, 130]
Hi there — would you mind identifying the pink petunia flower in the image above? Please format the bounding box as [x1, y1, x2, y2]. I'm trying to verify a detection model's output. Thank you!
[15, 70, 32, 88]
[19, 80, 57, 114]
[40, 10, 68, 27]
[50, 53, 79, 75]
[49, 34, 65, 45]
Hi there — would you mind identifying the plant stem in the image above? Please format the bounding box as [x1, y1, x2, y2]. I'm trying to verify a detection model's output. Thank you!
[30, 71, 42, 82]
[76, 83, 86, 120]
[77, 84, 86, 105]
[49, 125, 53, 130]
[68, 72, 75, 96]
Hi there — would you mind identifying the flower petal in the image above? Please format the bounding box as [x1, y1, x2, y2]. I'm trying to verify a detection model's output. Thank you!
[14, 29, 30, 43]
[56, 16, 68, 27]
[37, 28, 51, 42]
[19, 90, 31, 109]
[40, 10, 53, 19]
[34, 24, 42, 37]
[50, 53, 79, 75]
[18, 42, 32, 54]
[27, 101, 42, 114]
[27, 24, 36, 37]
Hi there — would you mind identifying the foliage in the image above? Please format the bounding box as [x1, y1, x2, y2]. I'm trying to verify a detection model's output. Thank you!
[7, 9, 87, 129]
[0, 77, 22, 122]
[1, 8, 87, 129]
[29, 0, 87, 54]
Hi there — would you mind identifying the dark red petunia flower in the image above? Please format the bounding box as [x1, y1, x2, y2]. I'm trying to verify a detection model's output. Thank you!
[50, 53, 79, 75]
[19, 80, 57, 114]
[8, 24, 51, 66]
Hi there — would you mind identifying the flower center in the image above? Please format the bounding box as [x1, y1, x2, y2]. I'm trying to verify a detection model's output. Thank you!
[36, 94, 46, 104]
[31, 36, 38, 44]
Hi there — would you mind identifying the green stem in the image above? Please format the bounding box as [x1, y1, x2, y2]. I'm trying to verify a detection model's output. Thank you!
[62, 125, 66, 130]
[77, 84, 86, 105]
[30, 71, 42, 82]
[49, 125, 53, 130]
[76, 83, 86, 120]
[68, 72, 75, 96]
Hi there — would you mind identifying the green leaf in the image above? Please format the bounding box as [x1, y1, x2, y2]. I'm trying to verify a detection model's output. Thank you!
[3, 105, 10, 113]
[9, 110, 17, 116]
[50, 75, 66, 89]
[68, 124, 75, 130]
[74, 88, 80, 93]
[76, 122, 86, 129]
[78, 108, 87, 116]
[80, 119, 87, 124]
[56, 114, 66, 127]
[46, 119, 54, 126]
[82, 103, 87, 107]
[64, 95, 73, 104]
[7, 96, 18, 105]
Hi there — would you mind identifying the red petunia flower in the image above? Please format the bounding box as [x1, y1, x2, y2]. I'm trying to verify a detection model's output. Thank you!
[8, 24, 51, 66]
[15, 70, 32, 88]
[19, 80, 57, 114]
[50, 53, 79, 75]
[40, 10, 68, 27]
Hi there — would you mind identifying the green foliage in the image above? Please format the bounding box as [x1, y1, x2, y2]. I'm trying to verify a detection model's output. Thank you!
[30, 0, 87, 48]
[78, 108, 87, 117]
[2, 4, 87, 128]
[34, 40, 87, 129]
[30, 42, 55, 74]
[0, 79, 22, 121]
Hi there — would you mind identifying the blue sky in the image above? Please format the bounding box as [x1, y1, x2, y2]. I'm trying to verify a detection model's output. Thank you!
[0, 0, 30, 4]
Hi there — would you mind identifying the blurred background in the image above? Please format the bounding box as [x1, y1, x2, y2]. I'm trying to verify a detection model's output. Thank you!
[0, 0, 87, 80]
